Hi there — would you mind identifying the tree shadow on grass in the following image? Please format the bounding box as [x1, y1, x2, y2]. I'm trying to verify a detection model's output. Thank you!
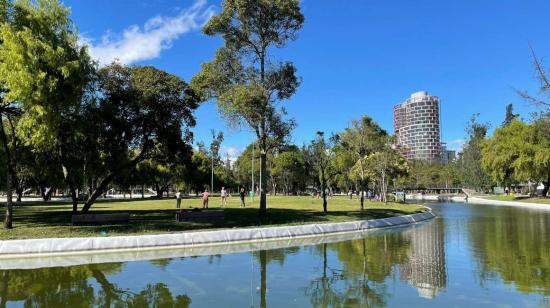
[0, 206, 423, 239]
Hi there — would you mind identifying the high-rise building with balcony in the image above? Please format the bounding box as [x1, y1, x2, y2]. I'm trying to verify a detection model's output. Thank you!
[394, 91, 442, 161]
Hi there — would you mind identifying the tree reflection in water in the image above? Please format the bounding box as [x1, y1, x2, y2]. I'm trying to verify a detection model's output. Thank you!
[252, 247, 299, 308]
[469, 206, 550, 295]
[0, 263, 191, 308]
[304, 232, 411, 308]
[303, 219, 448, 307]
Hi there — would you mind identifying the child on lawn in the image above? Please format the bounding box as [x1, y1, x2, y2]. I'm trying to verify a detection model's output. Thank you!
[202, 189, 209, 209]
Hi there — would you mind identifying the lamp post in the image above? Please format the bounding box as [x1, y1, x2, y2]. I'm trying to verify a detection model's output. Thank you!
[251, 141, 255, 203]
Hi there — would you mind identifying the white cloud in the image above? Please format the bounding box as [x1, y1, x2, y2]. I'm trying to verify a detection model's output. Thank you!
[84, 0, 214, 66]
[220, 145, 242, 164]
[444, 139, 466, 151]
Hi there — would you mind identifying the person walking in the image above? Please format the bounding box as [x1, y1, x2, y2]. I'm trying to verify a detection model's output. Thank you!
[202, 189, 209, 209]
[239, 187, 246, 208]
[175, 191, 182, 209]
[221, 186, 228, 207]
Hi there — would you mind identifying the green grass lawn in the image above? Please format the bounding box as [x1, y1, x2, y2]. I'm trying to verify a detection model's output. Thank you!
[0, 195, 426, 240]
[481, 195, 550, 204]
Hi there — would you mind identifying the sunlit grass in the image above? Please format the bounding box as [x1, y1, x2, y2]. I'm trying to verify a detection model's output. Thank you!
[0, 195, 426, 240]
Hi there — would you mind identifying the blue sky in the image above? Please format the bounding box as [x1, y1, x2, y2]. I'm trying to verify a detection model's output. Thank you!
[66, 0, 550, 160]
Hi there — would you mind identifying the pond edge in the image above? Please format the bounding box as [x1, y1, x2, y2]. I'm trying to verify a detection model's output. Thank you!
[0, 208, 435, 260]
[468, 197, 550, 211]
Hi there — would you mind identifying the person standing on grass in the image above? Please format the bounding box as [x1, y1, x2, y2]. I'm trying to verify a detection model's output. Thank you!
[202, 189, 209, 209]
[175, 191, 182, 209]
[239, 187, 246, 208]
[221, 186, 228, 207]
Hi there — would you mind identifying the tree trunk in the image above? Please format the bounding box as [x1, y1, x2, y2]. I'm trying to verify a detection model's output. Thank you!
[542, 174, 550, 197]
[44, 187, 53, 202]
[91, 265, 119, 306]
[260, 250, 267, 308]
[40, 185, 53, 202]
[0, 119, 14, 229]
[15, 186, 22, 203]
[0, 271, 8, 308]
[69, 182, 78, 214]
[322, 243, 329, 308]
[81, 173, 117, 213]
[81, 152, 145, 213]
[141, 184, 145, 199]
[155, 184, 166, 199]
[321, 171, 327, 213]
[259, 146, 268, 217]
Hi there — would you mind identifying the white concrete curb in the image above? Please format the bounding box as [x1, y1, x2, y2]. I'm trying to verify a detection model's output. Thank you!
[0, 210, 435, 260]
[468, 197, 550, 211]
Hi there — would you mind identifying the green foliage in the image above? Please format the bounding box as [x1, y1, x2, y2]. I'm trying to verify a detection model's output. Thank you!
[233, 142, 266, 189]
[0, 0, 92, 149]
[271, 146, 307, 194]
[366, 146, 408, 202]
[331, 143, 356, 192]
[400, 160, 459, 188]
[459, 114, 492, 190]
[76, 63, 199, 211]
[308, 132, 336, 211]
[482, 120, 550, 186]
[339, 116, 388, 207]
[191, 0, 304, 214]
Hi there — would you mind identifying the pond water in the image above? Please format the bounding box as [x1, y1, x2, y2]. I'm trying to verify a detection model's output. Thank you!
[0, 202, 549, 307]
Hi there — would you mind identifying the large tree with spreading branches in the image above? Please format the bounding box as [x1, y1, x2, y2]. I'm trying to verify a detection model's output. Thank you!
[191, 0, 304, 216]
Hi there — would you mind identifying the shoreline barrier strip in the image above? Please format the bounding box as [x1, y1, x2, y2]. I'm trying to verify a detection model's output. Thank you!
[0, 210, 435, 260]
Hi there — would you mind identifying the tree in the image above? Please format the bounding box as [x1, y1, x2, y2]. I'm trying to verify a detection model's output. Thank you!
[209, 130, 224, 192]
[0, 0, 92, 227]
[502, 103, 519, 127]
[79, 64, 199, 213]
[516, 47, 550, 109]
[271, 146, 306, 195]
[187, 150, 212, 195]
[460, 114, 492, 191]
[366, 144, 408, 203]
[191, 0, 304, 216]
[339, 116, 387, 209]
[135, 160, 177, 198]
[482, 120, 550, 196]
[308, 132, 336, 213]
[331, 143, 356, 193]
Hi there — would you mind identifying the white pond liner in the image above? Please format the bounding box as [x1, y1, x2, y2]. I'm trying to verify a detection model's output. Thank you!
[0, 210, 435, 267]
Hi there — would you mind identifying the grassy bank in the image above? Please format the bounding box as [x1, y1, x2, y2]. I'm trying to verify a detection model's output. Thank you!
[481, 195, 550, 204]
[0, 196, 426, 240]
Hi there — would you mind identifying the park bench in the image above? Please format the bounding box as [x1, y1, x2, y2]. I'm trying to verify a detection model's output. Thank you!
[72, 213, 130, 225]
[176, 209, 225, 222]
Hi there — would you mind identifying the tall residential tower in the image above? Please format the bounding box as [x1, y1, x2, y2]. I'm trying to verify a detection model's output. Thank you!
[394, 91, 442, 161]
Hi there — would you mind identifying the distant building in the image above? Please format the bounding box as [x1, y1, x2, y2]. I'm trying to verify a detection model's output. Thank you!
[394, 91, 442, 161]
[440, 143, 456, 164]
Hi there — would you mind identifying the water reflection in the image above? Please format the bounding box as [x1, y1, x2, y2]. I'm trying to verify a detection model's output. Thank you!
[0, 203, 549, 307]
[468, 205, 550, 295]
[0, 263, 191, 308]
[304, 233, 411, 307]
[399, 217, 446, 299]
